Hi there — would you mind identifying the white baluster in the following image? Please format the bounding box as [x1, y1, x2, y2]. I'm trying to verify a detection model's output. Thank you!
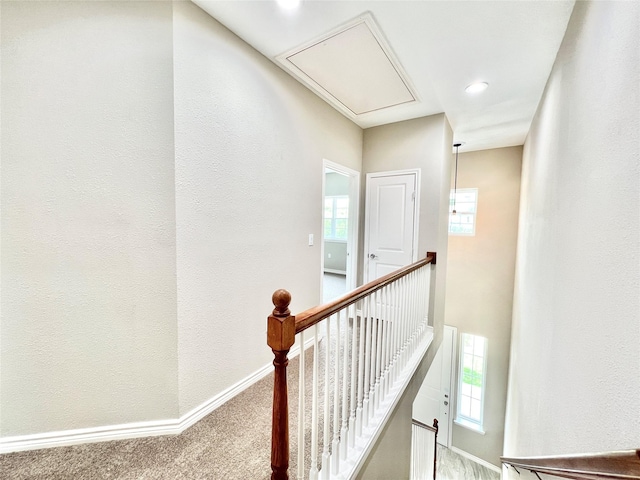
[408, 272, 414, 354]
[378, 286, 387, 400]
[381, 285, 390, 399]
[389, 281, 397, 389]
[424, 265, 431, 327]
[418, 271, 423, 341]
[309, 325, 319, 480]
[401, 276, 408, 370]
[298, 330, 305, 480]
[362, 295, 371, 429]
[340, 308, 349, 463]
[391, 280, 399, 385]
[348, 303, 358, 450]
[321, 317, 331, 480]
[374, 289, 383, 412]
[420, 266, 428, 334]
[368, 292, 376, 417]
[414, 270, 420, 351]
[409, 271, 416, 357]
[331, 311, 341, 475]
[356, 300, 365, 437]
[403, 275, 410, 368]
[413, 270, 422, 346]
[417, 267, 424, 335]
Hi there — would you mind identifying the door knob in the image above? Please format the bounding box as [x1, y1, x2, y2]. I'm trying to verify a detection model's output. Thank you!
[369, 253, 378, 259]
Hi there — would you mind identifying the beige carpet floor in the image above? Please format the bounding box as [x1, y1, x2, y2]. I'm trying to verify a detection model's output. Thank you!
[0, 352, 312, 480]
[2, 321, 431, 480]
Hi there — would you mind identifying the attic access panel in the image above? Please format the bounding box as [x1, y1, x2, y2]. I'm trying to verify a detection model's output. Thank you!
[277, 15, 417, 117]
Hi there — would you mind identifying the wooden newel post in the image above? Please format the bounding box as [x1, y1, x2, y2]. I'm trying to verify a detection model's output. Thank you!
[268, 289, 296, 480]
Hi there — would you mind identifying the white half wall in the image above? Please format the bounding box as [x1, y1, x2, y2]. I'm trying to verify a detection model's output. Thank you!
[504, 0, 640, 462]
[1, 1, 178, 435]
[173, 2, 363, 415]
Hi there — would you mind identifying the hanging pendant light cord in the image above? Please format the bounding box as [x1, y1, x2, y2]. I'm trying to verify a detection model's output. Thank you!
[453, 143, 461, 214]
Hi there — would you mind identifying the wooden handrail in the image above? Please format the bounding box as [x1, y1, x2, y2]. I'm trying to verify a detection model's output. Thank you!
[501, 449, 640, 480]
[267, 252, 437, 480]
[295, 251, 436, 334]
[412, 418, 438, 434]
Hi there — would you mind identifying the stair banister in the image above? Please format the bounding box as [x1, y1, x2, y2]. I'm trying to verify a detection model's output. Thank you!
[267, 289, 296, 480]
[501, 449, 640, 480]
[267, 252, 437, 480]
[293, 252, 436, 334]
[411, 418, 439, 480]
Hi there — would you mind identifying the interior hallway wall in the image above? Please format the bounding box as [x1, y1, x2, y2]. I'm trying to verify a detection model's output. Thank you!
[446, 146, 522, 466]
[362, 114, 452, 338]
[1, 1, 178, 435]
[358, 114, 453, 478]
[0, 0, 365, 439]
[173, 2, 363, 415]
[504, 0, 640, 470]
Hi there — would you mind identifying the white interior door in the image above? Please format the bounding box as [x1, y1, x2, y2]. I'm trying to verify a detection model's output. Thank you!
[364, 171, 418, 283]
[412, 325, 457, 446]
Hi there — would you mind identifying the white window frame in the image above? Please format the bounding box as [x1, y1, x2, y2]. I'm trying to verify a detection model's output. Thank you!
[324, 195, 349, 242]
[455, 332, 487, 434]
[448, 188, 478, 236]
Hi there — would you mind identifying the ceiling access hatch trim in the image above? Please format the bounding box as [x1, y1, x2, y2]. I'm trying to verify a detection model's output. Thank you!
[275, 12, 419, 120]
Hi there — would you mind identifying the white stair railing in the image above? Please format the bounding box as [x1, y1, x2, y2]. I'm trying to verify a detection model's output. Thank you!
[267, 252, 437, 480]
[411, 419, 439, 480]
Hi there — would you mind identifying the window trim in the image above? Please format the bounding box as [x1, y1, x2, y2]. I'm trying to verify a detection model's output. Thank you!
[448, 188, 478, 236]
[455, 333, 488, 433]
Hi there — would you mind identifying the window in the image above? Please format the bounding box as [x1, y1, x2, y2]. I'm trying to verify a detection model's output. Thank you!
[449, 188, 478, 236]
[456, 333, 487, 433]
[324, 195, 349, 241]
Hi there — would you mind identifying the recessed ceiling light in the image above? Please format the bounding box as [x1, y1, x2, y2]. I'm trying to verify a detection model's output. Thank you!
[277, 0, 300, 10]
[465, 82, 489, 94]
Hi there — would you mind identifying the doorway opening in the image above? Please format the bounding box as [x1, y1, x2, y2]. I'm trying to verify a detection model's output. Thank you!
[413, 324, 457, 447]
[321, 160, 359, 303]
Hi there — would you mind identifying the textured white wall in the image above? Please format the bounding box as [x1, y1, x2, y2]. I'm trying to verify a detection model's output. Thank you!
[1, 1, 178, 435]
[173, 2, 363, 415]
[445, 147, 522, 466]
[504, 0, 640, 462]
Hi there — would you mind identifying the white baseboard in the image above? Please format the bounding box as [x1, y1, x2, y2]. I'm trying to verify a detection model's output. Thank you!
[450, 446, 502, 473]
[0, 338, 316, 454]
[0, 417, 183, 454]
[176, 361, 274, 435]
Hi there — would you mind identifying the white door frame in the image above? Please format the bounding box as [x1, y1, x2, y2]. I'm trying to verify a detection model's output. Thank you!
[322, 159, 360, 294]
[443, 325, 457, 448]
[363, 168, 421, 283]
[412, 324, 457, 447]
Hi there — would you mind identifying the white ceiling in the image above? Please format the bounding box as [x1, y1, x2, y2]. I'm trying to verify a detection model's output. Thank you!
[192, 0, 575, 152]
